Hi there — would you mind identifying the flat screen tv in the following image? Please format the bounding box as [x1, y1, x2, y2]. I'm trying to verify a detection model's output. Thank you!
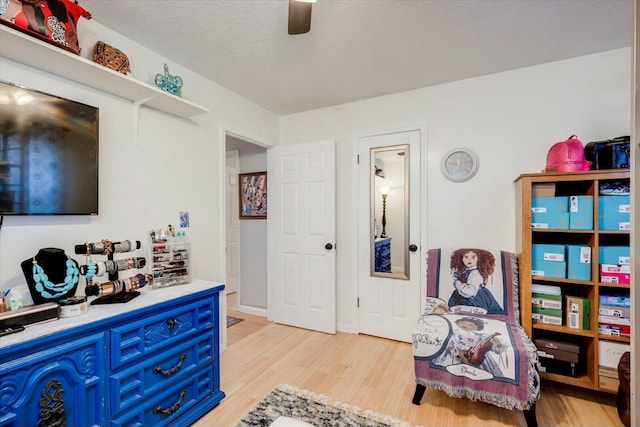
[0, 81, 99, 215]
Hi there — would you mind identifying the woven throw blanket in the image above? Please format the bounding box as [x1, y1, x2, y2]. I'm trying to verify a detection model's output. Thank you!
[412, 248, 539, 410]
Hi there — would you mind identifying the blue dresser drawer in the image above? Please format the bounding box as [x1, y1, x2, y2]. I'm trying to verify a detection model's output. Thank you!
[0, 332, 107, 427]
[111, 298, 214, 369]
[0, 282, 225, 427]
[111, 365, 214, 427]
[110, 333, 213, 415]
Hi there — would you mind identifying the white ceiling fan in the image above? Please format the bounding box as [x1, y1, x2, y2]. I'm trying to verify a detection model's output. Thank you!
[288, 0, 316, 35]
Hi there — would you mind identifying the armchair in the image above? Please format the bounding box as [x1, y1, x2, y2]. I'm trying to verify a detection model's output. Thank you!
[411, 248, 540, 427]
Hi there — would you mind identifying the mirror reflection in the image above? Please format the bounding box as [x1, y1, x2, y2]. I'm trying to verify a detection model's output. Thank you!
[370, 145, 409, 279]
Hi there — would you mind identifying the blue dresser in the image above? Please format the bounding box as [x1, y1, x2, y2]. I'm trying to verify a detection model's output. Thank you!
[374, 237, 392, 272]
[0, 280, 225, 427]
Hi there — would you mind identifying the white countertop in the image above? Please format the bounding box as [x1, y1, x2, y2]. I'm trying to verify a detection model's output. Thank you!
[0, 280, 225, 349]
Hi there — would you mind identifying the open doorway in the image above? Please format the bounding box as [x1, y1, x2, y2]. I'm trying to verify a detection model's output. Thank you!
[224, 134, 268, 316]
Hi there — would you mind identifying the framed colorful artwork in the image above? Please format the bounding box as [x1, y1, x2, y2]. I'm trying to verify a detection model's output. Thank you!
[239, 171, 267, 219]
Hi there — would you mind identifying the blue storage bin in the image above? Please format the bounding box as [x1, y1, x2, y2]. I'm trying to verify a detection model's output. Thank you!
[532, 196, 569, 213]
[532, 259, 566, 279]
[531, 212, 569, 230]
[598, 246, 630, 266]
[532, 244, 565, 262]
[569, 195, 593, 230]
[598, 195, 631, 231]
[566, 245, 591, 281]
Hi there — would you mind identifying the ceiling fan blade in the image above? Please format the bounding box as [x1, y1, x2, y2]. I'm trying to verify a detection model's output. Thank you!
[288, 0, 312, 35]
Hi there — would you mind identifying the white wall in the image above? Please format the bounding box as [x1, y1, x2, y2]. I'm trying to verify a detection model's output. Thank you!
[0, 20, 278, 299]
[0, 18, 631, 338]
[279, 48, 631, 332]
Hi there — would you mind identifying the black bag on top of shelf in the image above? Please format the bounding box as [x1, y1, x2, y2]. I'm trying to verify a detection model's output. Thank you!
[584, 136, 630, 170]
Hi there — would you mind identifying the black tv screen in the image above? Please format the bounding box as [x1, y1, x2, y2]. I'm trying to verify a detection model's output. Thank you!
[0, 81, 99, 215]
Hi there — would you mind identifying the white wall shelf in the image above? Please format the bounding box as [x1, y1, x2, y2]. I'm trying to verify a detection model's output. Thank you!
[0, 25, 209, 119]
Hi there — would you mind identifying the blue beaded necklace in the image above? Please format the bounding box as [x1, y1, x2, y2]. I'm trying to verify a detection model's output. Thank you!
[85, 258, 97, 283]
[32, 257, 80, 299]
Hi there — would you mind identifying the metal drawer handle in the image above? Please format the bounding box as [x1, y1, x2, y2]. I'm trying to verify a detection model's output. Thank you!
[153, 389, 187, 416]
[166, 318, 177, 330]
[153, 353, 187, 376]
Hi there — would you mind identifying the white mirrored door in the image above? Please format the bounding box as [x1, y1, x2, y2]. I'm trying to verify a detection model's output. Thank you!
[357, 130, 421, 342]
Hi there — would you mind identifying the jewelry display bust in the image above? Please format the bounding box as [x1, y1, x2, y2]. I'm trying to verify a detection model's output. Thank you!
[21, 248, 80, 305]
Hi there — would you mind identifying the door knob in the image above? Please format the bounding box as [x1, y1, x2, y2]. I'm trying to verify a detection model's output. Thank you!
[409, 244, 418, 252]
[325, 243, 333, 250]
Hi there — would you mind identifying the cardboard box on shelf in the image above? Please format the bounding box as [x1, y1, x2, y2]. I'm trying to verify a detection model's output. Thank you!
[598, 246, 630, 266]
[599, 304, 630, 318]
[535, 338, 580, 363]
[598, 366, 618, 379]
[598, 340, 630, 369]
[566, 296, 590, 330]
[532, 196, 568, 213]
[531, 212, 570, 229]
[532, 183, 556, 198]
[598, 315, 631, 326]
[539, 357, 579, 377]
[598, 323, 631, 338]
[532, 307, 563, 326]
[532, 260, 566, 279]
[598, 195, 630, 231]
[532, 283, 561, 296]
[600, 264, 630, 285]
[532, 244, 565, 262]
[566, 245, 591, 281]
[598, 366, 620, 392]
[532, 293, 562, 310]
[535, 339, 582, 379]
[599, 295, 631, 307]
[569, 195, 593, 230]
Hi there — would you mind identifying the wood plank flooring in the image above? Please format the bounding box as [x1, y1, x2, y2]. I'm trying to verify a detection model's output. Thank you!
[194, 298, 622, 427]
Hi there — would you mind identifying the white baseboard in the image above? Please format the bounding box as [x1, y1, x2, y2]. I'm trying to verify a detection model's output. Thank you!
[230, 304, 357, 335]
[236, 303, 267, 317]
[337, 322, 358, 334]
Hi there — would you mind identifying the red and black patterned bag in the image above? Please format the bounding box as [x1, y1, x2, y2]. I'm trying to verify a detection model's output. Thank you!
[0, 0, 92, 55]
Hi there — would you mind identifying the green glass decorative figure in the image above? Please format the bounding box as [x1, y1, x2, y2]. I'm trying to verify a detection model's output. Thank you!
[154, 63, 183, 97]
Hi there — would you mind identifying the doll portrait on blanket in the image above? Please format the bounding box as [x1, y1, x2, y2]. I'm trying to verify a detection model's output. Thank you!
[432, 316, 509, 378]
[447, 248, 505, 315]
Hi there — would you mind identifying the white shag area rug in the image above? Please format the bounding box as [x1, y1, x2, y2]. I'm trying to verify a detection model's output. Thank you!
[236, 384, 424, 427]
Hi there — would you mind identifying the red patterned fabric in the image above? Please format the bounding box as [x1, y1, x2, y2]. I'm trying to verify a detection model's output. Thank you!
[0, 0, 92, 54]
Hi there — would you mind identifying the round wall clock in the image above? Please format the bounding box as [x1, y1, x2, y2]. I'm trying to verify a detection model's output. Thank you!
[441, 148, 479, 182]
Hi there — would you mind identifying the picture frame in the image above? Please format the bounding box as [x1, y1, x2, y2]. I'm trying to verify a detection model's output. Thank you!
[239, 171, 267, 219]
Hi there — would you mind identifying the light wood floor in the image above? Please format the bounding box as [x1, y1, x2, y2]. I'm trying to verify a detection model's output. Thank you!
[194, 295, 622, 427]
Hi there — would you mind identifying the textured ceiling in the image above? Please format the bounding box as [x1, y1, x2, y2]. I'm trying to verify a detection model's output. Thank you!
[79, 0, 631, 115]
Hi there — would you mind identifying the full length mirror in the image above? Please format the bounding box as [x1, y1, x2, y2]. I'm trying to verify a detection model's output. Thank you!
[370, 144, 409, 279]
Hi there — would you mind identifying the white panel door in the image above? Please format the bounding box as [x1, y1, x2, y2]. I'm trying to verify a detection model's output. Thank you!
[357, 130, 421, 342]
[268, 140, 336, 334]
[225, 150, 240, 294]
